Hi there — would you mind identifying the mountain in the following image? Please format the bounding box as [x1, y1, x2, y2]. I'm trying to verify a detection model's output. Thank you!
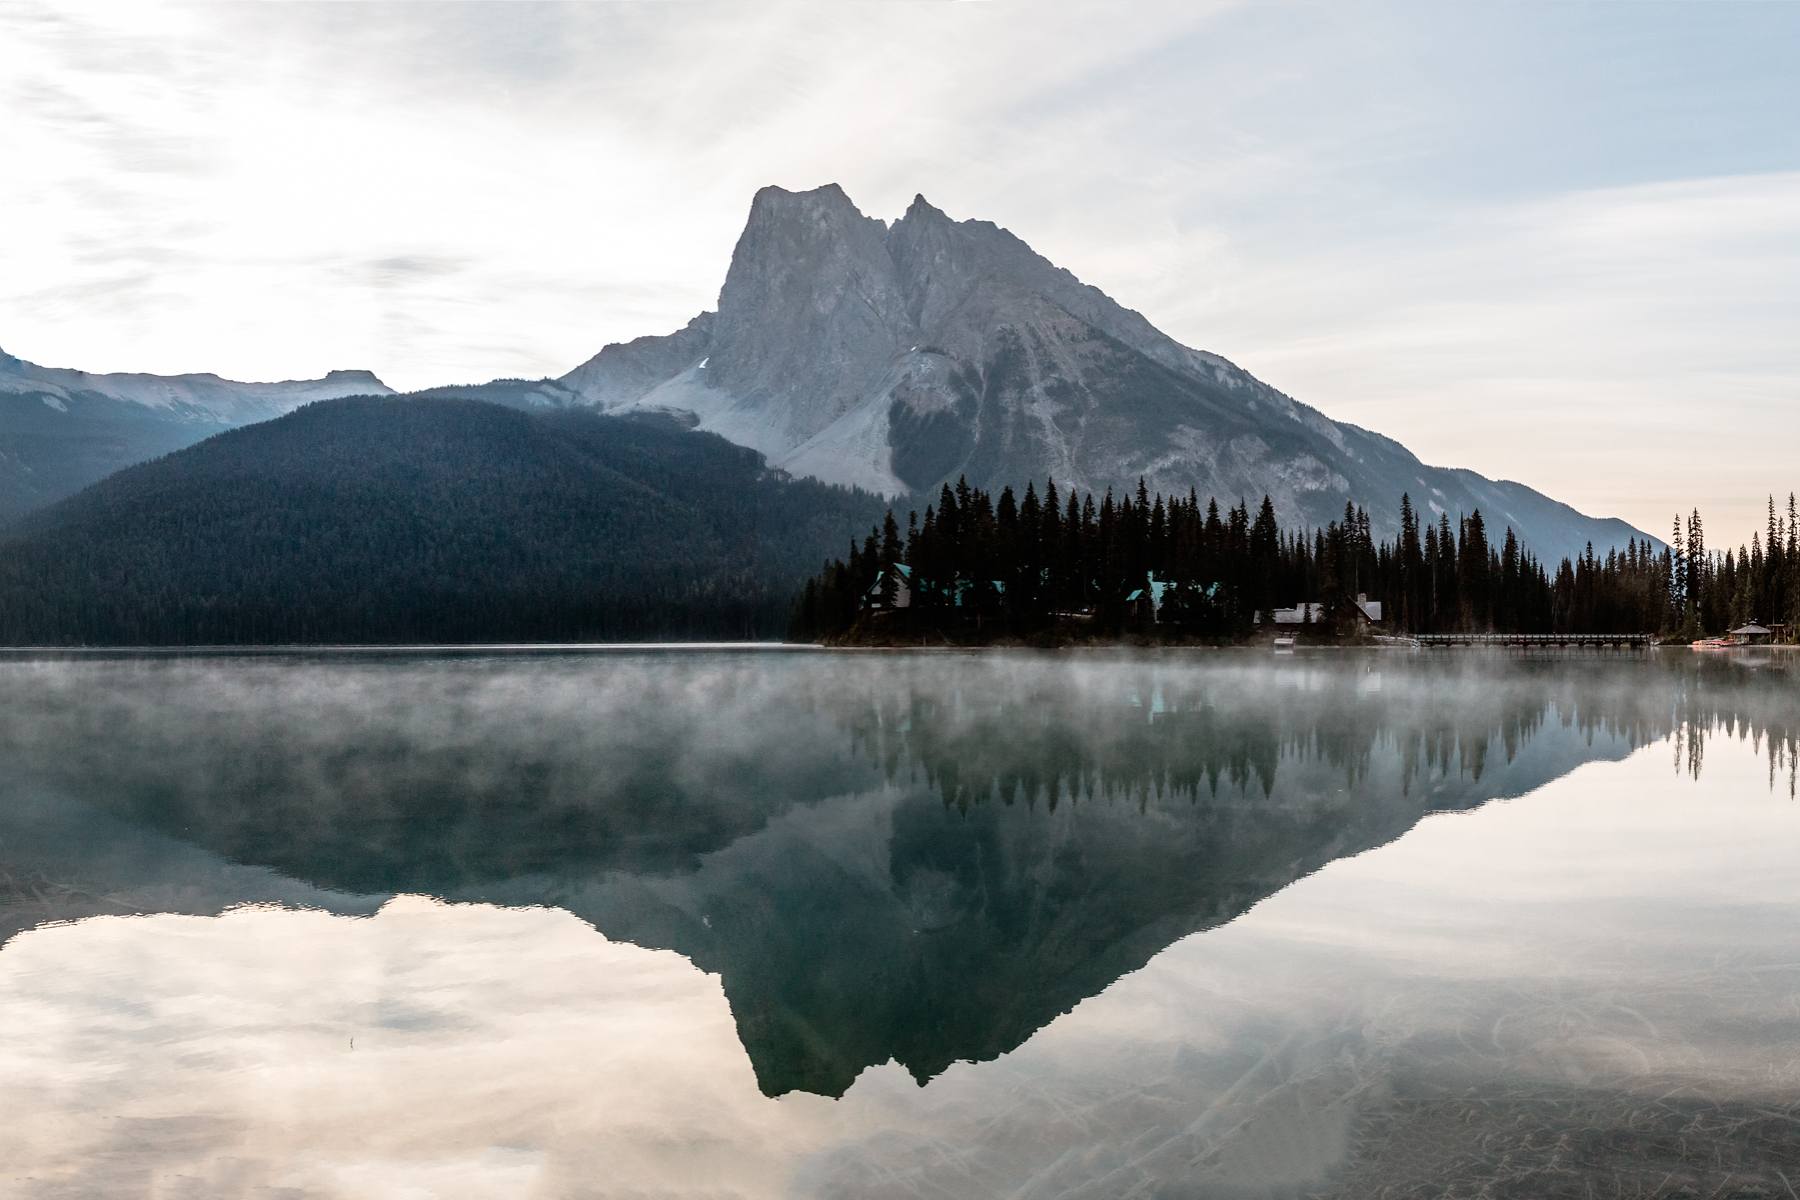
[0, 393, 887, 645]
[560, 185, 1652, 562]
[0, 347, 392, 523]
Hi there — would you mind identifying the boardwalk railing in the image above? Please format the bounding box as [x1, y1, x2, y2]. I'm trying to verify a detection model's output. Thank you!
[1413, 632, 1654, 648]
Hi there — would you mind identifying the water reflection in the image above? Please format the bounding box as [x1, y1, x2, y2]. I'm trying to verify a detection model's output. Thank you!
[1, 649, 1798, 1196]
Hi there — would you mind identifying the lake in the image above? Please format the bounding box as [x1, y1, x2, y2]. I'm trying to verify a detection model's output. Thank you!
[2, 647, 1798, 1198]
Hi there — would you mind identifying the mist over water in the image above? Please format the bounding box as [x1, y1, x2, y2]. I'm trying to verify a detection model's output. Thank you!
[2, 648, 1799, 1196]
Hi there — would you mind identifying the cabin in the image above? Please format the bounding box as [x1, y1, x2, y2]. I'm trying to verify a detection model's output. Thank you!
[864, 563, 914, 610]
[1125, 577, 1220, 623]
[1267, 602, 1324, 626]
[864, 566, 1010, 612]
[1124, 575, 1174, 622]
[942, 577, 1005, 607]
[1729, 622, 1772, 645]
[1262, 593, 1383, 627]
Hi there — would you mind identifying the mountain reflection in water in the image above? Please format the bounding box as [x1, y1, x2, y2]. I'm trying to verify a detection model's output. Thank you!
[1, 648, 1798, 1197]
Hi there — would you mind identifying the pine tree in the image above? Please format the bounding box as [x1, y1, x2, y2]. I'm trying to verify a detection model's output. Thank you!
[1249, 495, 1279, 622]
[1398, 493, 1422, 631]
[878, 512, 903, 606]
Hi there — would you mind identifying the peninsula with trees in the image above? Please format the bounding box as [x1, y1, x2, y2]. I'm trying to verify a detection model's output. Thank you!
[791, 479, 1800, 647]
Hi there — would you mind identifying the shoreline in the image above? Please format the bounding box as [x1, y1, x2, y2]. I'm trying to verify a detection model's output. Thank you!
[2, 640, 1780, 657]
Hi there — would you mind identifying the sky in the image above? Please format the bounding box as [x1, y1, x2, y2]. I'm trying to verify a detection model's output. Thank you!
[1, 1, 1796, 546]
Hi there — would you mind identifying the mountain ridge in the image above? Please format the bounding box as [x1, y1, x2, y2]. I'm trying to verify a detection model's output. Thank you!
[0, 346, 392, 419]
[0, 348, 393, 522]
[558, 183, 1654, 562]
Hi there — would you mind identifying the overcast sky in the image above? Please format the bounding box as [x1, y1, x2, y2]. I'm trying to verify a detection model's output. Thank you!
[2, 1, 1796, 544]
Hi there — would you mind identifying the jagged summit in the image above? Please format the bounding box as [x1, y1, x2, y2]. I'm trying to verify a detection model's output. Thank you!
[740, 183, 877, 240]
[552, 184, 1650, 560]
[749, 181, 857, 209]
[901, 193, 949, 221]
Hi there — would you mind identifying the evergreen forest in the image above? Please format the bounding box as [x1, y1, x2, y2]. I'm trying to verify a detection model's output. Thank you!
[791, 478, 1800, 644]
[0, 396, 888, 644]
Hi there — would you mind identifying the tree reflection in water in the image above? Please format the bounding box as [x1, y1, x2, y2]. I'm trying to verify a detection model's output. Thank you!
[0, 648, 1796, 1098]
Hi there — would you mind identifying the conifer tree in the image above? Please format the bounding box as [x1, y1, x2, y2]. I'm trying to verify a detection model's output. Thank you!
[878, 512, 903, 607]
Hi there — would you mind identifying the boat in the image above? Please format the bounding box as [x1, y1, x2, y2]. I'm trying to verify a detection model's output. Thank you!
[1273, 636, 1297, 652]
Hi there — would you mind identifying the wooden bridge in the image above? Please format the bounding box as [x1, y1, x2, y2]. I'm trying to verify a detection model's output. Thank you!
[1413, 632, 1655, 648]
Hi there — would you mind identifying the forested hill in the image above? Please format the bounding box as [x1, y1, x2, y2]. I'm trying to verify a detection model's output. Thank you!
[0, 395, 889, 644]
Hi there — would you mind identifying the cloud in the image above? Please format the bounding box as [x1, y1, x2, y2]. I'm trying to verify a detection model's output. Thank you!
[1163, 171, 1800, 540]
[353, 254, 470, 289]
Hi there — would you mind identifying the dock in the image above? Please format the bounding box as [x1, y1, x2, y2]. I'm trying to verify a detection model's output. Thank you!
[1414, 633, 1654, 648]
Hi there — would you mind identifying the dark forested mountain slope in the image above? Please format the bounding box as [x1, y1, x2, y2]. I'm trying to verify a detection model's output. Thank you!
[0, 347, 391, 523]
[0, 394, 887, 644]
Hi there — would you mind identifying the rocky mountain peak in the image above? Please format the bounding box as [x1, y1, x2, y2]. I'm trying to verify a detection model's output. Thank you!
[552, 184, 1653, 560]
[886, 196, 971, 333]
[707, 184, 914, 444]
[724, 184, 892, 310]
[900, 193, 950, 223]
[741, 183, 870, 236]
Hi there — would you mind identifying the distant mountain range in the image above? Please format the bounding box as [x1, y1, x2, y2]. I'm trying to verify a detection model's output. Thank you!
[1, 184, 1654, 562]
[0, 346, 391, 522]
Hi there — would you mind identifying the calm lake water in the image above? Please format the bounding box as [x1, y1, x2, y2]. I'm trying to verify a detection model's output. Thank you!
[2, 648, 1799, 1198]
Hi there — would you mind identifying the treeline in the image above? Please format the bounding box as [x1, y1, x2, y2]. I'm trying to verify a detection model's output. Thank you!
[791, 478, 1800, 641]
[1664, 501, 1800, 639]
